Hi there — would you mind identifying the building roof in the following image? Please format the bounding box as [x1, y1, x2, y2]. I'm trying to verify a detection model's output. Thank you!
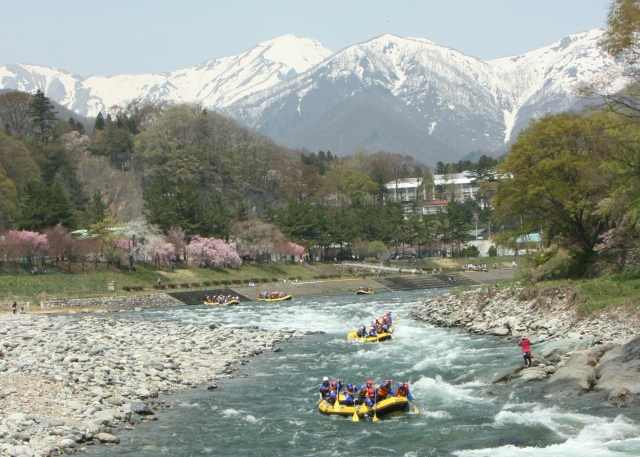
[423, 200, 449, 207]
[516, 233, 542, 243]
[384, 177, 423, 189]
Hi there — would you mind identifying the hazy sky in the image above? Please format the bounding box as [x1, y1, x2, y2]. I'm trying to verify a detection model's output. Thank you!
[0, 0, 610, 76]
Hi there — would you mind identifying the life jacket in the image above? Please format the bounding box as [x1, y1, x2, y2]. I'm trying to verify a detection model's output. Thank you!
[357, 328, 365, 337]
[367, 387, 375, 399]
[377, 383, 391, 398]
[520, 338, 531, 353]
[368, 329, 377, 337]
[359, 387, 368, 398]
[396, 386, 408, 397]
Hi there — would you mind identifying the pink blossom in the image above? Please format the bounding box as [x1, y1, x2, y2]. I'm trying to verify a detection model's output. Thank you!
[3, 230, 49, 262]
[188, 236, 242, 268]
[285, 242, 305, 257]
[144, 239, 175, 265]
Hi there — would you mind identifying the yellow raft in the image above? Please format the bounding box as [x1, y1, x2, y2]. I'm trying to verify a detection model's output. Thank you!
[356, 290, 375, 295]
[257, 294, 292, 302]
[347, 323, 395, 342]
[203, 300, 239, 307]
[318, 395, 408, 419]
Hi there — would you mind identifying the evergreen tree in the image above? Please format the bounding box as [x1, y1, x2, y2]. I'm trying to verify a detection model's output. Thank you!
[14, 180, 76, 230]
[94, 112, 105, 130]
[28, 89, 57, 146]
[89, 189, 110, 224]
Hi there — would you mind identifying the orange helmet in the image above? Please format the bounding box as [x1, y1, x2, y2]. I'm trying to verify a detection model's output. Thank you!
[366, 379, 373, 386]
[331, 381, 337, 387]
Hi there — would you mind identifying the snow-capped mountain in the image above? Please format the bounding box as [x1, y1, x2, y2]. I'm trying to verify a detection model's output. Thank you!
[222, 29, 624, 163]
[0, 30, 624, 163]
[0, 34, 333, 116]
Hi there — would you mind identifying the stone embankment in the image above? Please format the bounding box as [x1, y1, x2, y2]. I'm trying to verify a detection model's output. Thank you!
[39, 293, 185, 310]
[411, 285, 640, 406]
[0, 313, 305, 456]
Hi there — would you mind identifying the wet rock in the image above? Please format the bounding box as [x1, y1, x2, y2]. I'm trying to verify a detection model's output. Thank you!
[543, 353, 596, 398]
[512, 366, 548, 383]
[94, 432, 120, 444]
[206, 384, 218, 390]
[594, 335, 640, 401]
[130, 402, 154, 416]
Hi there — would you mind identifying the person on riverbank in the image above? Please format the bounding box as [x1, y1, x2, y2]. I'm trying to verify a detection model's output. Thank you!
[11, 302, 17, 314]
[319, 377, 331, 399]
[519, 335, 532, 366]
[376, 379, 394, 401]
[395, 382, 414, 401]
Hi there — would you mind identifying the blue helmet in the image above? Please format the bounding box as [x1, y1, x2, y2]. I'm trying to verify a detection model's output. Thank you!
[346, 383, 353, 390]
[398, 382, 404, 388]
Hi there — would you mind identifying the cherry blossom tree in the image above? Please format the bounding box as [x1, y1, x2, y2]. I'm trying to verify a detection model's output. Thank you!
[166, 228, 186, 261]
[144, 237, 175, 267]
[188, 235, 242, 268]
[4, 230, 49, 265]
[46, 223, 75, 269]
[285, 242, 305, 257]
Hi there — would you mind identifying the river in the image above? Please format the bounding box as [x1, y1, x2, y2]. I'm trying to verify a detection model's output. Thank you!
[89, 290, 640, 456]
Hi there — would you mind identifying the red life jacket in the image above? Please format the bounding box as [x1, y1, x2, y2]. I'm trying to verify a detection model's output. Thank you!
[520, 338, 531, 353]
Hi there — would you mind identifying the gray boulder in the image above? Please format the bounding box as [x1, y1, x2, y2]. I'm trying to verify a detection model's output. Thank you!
[543, 353, 596, 398]
[538, 337, 596, 363]
[94, 432, 120, 444]
[594, 335, 640, 403]
[130, 401, 154, 416]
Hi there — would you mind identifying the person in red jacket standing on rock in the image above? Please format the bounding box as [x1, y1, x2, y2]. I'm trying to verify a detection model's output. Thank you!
[519, 335, 532, 366]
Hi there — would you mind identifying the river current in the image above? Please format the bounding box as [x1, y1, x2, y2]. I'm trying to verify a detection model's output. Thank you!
[90, 290, 640, 456]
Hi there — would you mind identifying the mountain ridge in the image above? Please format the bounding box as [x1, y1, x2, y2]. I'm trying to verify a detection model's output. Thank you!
[0, 30, 625, 163]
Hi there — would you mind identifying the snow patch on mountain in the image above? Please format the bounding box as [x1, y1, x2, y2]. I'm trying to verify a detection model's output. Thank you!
[0, 34, 333, 117]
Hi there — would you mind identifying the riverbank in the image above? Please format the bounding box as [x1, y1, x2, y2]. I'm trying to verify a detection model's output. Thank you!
[410, 284, 640, 405]
[0, 312, 306, 456]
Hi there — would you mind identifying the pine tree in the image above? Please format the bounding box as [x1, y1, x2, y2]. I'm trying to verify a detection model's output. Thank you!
[14, 180, 76, 230]
[89, 189, 110, 224]
[94, 112, 105, 130]
[28, 89, 57, 146]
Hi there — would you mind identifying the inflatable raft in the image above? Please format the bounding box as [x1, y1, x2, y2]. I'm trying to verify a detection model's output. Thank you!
[356, 290, 375, 295]
[347, 323, 395, 342]
[318, 396, 408, 419]
[204, 300, 239, 307]
[257, 294, 292, 302]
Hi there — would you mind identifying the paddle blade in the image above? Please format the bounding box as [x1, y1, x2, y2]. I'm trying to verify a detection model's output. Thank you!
[413, 403, 420, 414]
[333, 397, 340, 412]
[373, 412, 378, 422]
[352, 407, 359, 422]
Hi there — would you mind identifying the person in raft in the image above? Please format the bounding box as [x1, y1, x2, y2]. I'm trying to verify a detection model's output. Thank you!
[519, 335, 533, 366]
[319, 377, 331, 399]
[395, 382, 414, 401]
[357, 380, 375, 406]
[343, 383, 358, 406]
[328, 380, 343, 403]
[376, 379, 395, 401]
[356, 326, 367, 338]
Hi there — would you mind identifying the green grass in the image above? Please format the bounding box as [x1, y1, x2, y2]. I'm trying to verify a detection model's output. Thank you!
[0, 262, 338, 304]
[573, 271, 640, 315]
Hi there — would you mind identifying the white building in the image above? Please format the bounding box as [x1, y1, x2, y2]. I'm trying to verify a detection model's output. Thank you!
[384, 171, 479, 204]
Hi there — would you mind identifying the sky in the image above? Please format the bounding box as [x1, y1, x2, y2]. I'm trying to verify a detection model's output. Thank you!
[0, 0, 611, 76]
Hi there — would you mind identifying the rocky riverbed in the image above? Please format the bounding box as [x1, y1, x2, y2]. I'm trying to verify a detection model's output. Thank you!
[0, 312, 304, 456]
[411, 285, 640, 406]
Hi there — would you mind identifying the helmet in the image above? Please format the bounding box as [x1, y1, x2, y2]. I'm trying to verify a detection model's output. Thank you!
[386, 379, 392, 385]
[346, 383, 353, 390]
[323, 376, 329, 382]
[398, 382, 404, 388]
[331, 381, 337, 387]
[386, 311, 391, 315]
[404, 383, 409, 389]
[366, 379, 373, 386]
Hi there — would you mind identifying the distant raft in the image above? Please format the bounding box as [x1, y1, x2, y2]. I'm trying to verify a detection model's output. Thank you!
[346, 331, 393, 343]
[318, 396, 408, 419]
[356, 289, 375, 295]
[257, 294, 292, 302]
[204, 300, 239, 307]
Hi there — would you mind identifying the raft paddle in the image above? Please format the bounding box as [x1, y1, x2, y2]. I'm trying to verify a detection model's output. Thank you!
[373, 390, 379, 422]
[352, 401, 360, 422]
[412, 400, 420, 414]
[333, 385, 341, 412]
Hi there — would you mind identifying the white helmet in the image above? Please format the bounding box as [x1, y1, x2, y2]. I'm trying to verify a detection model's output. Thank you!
[323, 376, 329, 381]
